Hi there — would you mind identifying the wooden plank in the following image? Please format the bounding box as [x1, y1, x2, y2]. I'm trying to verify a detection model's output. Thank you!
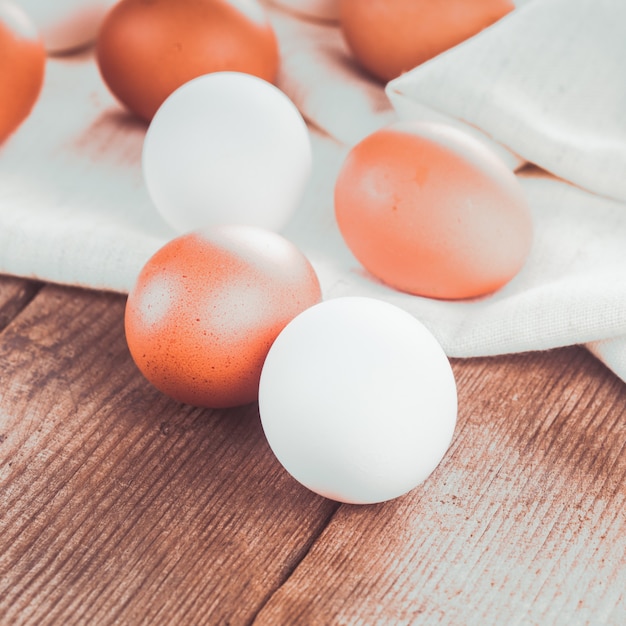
[2, 277, 625, 625]
[0, 281, 338, 626]
[254, 348, 626, 625]
[0, 277, 43, 333]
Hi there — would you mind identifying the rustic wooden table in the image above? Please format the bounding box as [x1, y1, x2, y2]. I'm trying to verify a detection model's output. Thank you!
[0, 274, 624, 625]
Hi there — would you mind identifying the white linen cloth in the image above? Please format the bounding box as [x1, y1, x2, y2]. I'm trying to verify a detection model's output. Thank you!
[1, 0, 626, 382]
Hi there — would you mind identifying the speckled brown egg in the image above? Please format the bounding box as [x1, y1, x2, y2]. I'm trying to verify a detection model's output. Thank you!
[96, 0, 280, 121]
[334, 121, 533, 299]
[124, 225, 322, 408]
[0, 1, 46, 144]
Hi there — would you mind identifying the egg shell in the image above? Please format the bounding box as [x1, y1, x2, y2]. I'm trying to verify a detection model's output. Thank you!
[142, 71, 312, 234]
[334, 120, 533, 300]
[0, 1, 45, 143]
[338, 0, 514, 83]
[259, 296, 458, 505]
[96, 0, 280, 121]
[124, 225, 322, 408]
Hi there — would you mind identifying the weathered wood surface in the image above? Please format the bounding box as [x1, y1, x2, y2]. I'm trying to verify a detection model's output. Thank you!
[0, 276, 624, 625]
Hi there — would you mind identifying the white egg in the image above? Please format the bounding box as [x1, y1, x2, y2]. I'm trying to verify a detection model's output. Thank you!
[259, 297, 458, 505]
[16, 0, 116, 53]
[142, 71, 312, 234]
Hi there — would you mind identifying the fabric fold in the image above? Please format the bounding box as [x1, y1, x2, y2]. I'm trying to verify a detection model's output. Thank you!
[386, 0, 626, 202]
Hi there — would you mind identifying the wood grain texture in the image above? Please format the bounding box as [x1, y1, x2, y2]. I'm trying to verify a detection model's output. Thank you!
[0, 278, 625, 625]
[0, 277, 43, 333]
[0, 281, 337, 626]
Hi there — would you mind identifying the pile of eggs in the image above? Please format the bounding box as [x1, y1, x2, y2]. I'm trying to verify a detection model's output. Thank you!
[0, 0, 532, 504]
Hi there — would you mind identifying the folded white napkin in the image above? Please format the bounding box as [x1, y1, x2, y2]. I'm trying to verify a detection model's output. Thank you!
[0, 55, 171, 293]
[1, 0, 625, 384]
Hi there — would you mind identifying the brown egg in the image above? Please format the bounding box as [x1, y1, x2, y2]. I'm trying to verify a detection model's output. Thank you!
[339, 0, 514, 83]
[96, 0, 280, 121]
[0, 1, 45, 143]
[124, 226, 322, 408]
[334, 121, 533, 300]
